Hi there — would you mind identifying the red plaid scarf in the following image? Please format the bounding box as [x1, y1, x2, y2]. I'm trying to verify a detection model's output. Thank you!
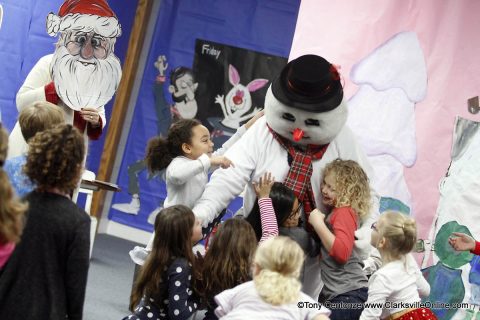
[268, 125, 329, 225]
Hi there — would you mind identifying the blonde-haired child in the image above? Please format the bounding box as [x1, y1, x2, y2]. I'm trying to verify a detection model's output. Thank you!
[360, 211, 436, 320]
[0, 124, 27, 269]
[214, 236, 331, 320]
[309, 159, 371, 320]
[4, 101, 65, 196]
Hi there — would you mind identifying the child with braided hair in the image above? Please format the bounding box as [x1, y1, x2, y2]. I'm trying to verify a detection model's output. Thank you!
[360, 211, 436, 320]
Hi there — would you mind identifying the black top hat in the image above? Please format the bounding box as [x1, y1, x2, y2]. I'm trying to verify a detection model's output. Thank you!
[271, 54, 343, 113]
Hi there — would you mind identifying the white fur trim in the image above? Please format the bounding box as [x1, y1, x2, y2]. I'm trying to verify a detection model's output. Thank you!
[46, 12, 62, 36]
[46, 13, 121, 38]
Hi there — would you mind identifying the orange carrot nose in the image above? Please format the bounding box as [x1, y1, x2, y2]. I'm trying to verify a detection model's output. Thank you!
[292, 128, 304, 142]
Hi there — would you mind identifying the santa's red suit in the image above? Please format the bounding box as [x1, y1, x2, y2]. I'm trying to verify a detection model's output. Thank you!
[7, 54, 105, 159]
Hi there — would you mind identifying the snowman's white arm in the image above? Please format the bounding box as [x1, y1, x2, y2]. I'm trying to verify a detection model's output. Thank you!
[193, 125, 258, 226]
[212, 125, 246, 157]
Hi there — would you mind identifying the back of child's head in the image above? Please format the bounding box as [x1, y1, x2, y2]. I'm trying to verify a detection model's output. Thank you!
[379, 211, 417, 259]
[130, 205, 196, 311]
[24, 124, 84, 193]
[19, 101, 64, 142]
[323, 159, 371, 220]
[151, 204, 195, 257]
[201, 218, 257, 307]
[246, 182, 296, 241]
[145, 118, 201, 173]
[0, 124, 28, 244]
[253, 236, 305, 305]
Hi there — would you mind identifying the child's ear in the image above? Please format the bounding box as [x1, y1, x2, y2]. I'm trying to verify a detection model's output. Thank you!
[182, 142, 191, 155]
[251, 262, 261, 277]
[377, 237, 387, 249]
[168, 85, 175, 94]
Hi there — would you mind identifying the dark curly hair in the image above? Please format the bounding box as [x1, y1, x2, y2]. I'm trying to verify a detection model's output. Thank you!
[24, 124, 85, 193]
[145, 118, 201, 173]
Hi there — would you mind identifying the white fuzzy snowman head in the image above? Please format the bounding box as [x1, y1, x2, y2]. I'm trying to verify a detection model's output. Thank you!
[265, 54, 347, 146]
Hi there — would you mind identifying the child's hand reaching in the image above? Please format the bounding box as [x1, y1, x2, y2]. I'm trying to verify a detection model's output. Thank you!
[308, 208, 326, 227]
[253, 172, 275, 198]
[210, 156, 234, 169]
[449, 232, 476, 251]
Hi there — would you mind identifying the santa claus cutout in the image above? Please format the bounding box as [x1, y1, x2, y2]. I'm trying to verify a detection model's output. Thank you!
[8, 0, 122, 159]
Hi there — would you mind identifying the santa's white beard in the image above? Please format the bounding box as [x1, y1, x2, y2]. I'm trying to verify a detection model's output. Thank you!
[50, 46, 122, 110]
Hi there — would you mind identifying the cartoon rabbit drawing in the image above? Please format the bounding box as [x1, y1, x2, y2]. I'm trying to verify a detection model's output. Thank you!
[215, 64, 268, 130]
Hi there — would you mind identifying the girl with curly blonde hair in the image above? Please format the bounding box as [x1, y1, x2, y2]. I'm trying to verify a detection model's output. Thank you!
[0, 124, 27, 269]
[214, 236, 331, 319]
[309, 159, 371, 320]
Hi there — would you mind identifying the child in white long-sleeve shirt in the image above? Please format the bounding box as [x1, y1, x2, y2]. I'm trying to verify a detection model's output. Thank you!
[146, 118, 233, 210]
[131, 114, 263, 265]
[360, 211, 436, 320]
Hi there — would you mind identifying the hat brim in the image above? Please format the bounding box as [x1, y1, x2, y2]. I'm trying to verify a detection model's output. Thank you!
[271, 67, 344, 113]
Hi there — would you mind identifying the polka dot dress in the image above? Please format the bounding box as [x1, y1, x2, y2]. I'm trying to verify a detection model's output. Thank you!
[122, 258, 199, 320]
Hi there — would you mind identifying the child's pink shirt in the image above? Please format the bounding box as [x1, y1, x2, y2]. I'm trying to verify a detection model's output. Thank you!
[0, 242, 15, 268]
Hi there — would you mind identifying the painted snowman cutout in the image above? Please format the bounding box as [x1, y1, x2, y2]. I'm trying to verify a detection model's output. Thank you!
[215, 64, 268, 130]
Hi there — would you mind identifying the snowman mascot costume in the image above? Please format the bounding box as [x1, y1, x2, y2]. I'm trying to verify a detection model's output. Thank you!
[193, 54, 379, 299]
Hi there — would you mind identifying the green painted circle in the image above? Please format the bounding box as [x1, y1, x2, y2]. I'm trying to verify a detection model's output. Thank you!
[435, 221, 473, 268]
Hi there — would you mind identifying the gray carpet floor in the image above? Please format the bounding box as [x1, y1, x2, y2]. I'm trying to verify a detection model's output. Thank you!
[83, 234, 140, 320]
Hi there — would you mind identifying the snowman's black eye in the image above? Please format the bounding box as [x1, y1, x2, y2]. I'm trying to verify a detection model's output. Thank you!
[282, 113, 296, 122]
[305, 119, 320, 126]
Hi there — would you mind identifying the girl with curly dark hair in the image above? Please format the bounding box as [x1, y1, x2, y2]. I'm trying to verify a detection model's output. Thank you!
[0, 124, 90, 320]
[133, 118, 246, 266]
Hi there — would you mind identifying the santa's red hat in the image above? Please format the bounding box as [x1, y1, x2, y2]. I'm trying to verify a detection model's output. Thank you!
[46, 0, 121, 38]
